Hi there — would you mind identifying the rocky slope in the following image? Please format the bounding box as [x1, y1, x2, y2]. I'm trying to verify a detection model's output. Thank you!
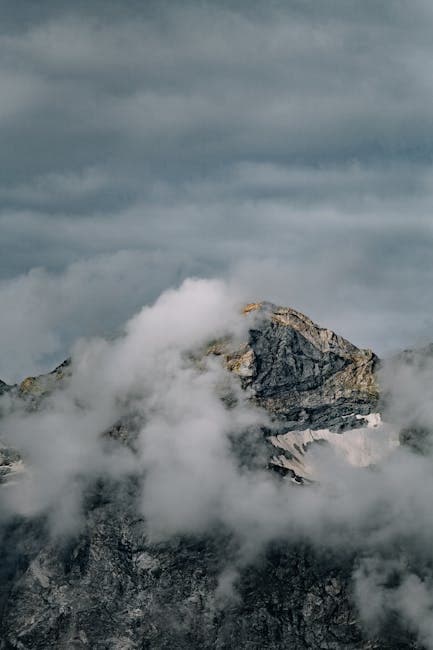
[0, 303, 418, 649]
[226, 302, 379, 431]
[0, 380, 12, 396]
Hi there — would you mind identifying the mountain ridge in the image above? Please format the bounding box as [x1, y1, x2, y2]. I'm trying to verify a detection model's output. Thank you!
[0, 301, 423, 649]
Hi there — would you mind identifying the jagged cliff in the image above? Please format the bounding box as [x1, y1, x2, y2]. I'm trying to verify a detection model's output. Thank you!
[218, 301, 379, 428]
[0, 303, 418, 649]
[0, 380, 12, 396]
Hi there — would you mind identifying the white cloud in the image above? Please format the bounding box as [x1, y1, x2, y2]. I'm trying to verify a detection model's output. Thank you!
[0, 250, 203, 383]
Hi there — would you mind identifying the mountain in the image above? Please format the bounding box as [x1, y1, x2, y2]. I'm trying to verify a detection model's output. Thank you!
[227, 302, 379, 429]
[0, 303, 419, 649]
[0, 380, 12, 396]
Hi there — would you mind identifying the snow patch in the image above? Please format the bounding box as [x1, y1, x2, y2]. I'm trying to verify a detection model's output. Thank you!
[268, 414, 399, 481]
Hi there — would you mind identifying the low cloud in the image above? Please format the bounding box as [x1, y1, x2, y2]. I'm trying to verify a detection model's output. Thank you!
[2, 278, 433, 647]
[0, 251, 209, 383]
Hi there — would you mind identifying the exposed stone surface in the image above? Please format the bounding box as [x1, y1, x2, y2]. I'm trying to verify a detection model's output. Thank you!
[0, 379, 12, 396]
[225, 302, 379, 431]
[0, 303, 418, 649]
[0, 488, 413, 650]
[18, 358, 71, 402]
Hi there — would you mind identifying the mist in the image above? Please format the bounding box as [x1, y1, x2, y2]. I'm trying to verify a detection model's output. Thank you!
[2, 277, 433, 645]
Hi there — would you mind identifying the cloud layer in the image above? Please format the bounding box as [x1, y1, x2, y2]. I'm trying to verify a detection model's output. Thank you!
[2, 2, 433, 378]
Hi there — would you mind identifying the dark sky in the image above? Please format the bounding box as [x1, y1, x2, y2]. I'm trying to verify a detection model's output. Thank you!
[1, 0, 433, 381]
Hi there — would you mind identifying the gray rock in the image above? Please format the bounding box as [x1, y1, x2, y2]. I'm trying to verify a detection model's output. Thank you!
[0, 482, 412, 650]
[225, 302, 379, 431]
[0, 379, 12, 396]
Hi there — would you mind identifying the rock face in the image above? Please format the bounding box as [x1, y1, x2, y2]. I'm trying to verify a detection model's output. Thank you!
[226, 302, 379, 431]
[0, 304, 416, 649]
[0, 497, 411, 650]
[0, 379, 12, 396]
[18, 358, 71, 401]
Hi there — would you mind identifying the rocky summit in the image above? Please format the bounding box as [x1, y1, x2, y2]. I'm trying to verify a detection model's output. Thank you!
[226, 302, 379, 430]
[0, 303, 418, 649]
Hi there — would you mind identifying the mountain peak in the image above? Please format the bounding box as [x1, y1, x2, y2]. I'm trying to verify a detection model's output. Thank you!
[244, 300, 370, 357]
[224, 301, 380, 432]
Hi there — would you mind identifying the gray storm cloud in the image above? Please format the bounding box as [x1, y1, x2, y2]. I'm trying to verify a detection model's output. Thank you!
[1, 1, 433, 371]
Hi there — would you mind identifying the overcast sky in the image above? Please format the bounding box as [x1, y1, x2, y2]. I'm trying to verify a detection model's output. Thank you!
[2, 0, 433, 381]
